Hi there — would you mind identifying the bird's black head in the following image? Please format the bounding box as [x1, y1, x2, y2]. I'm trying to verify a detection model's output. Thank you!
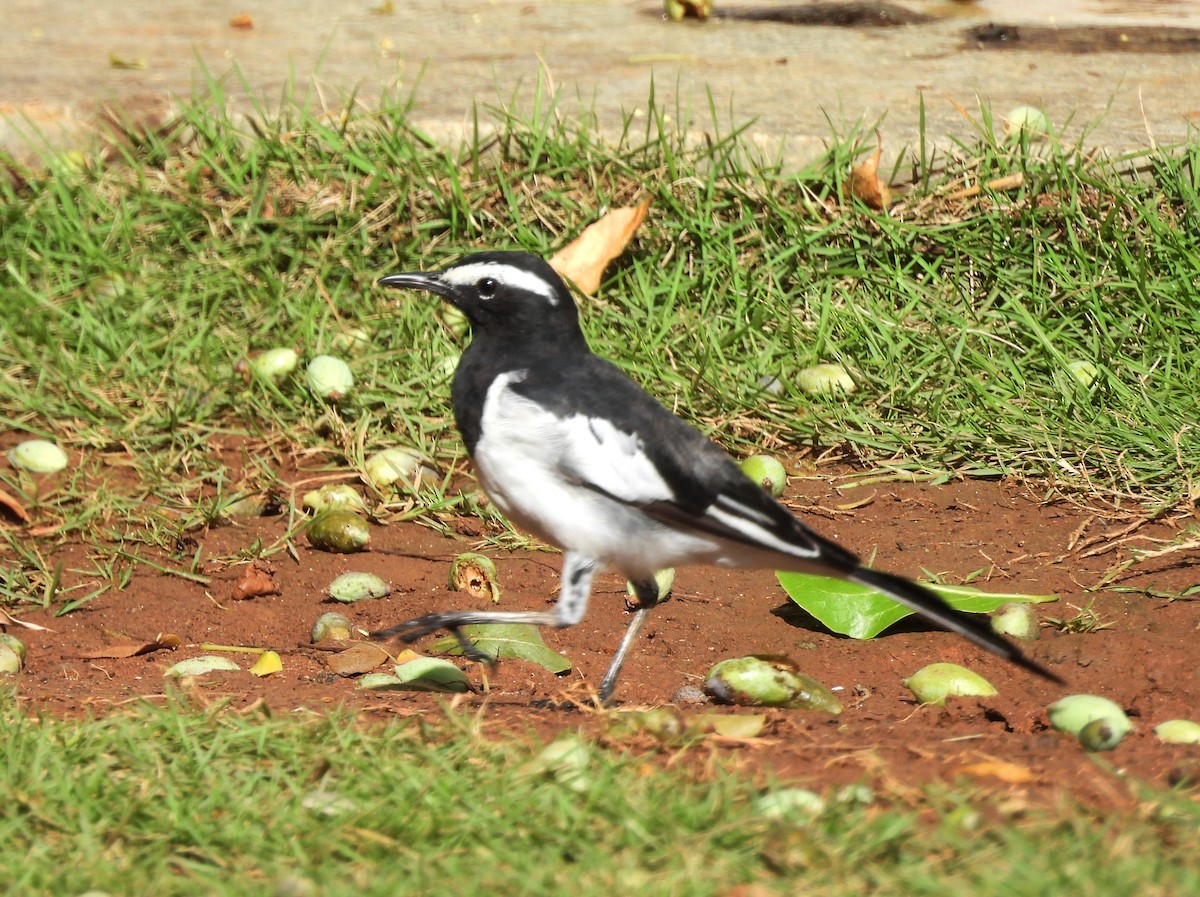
[378, 251, 582, 343]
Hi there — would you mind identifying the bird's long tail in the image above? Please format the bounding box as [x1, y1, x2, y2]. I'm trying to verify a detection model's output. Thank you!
[847, 567, 1064, 684]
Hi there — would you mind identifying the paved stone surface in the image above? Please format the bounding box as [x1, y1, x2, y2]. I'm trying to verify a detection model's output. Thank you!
[3, 0, 1199, 167]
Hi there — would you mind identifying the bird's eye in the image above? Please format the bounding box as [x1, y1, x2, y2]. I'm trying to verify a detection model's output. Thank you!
[478, 277, 499, 298]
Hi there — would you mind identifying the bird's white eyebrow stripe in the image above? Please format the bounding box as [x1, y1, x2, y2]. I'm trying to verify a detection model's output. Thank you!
[441, 262, 559, 305]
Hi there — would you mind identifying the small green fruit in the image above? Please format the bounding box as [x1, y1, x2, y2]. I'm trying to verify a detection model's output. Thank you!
[302, 484, 367, 515]
[439, 305, 470, 340]
[796, 363, 856, 396]
[302, 484, 367, 510]
[525, 734, 592, 793]
[705, 656, 842, 713]
[248, 347, 299, 383]
[626, 568, 675, 606]
[1078, 717, 1127, 752]
[330, 327, 371, 356]
[903, 662, 997, 706]
[1047, 694, 1131, 741]
[165, 655, 241, 677]
[363, 447, 436, 493]
[607, 706, 688, 742]
[1003, 105, 1051, 140]
[311, 612, 353, 642]
[449, 553, 500, 603]
[1065, 360, 1098, 388]
[7, 439, 69, 473]
[0, 633, 26, 665]
[752, 788, 826, 819]
[741, 454, 787, 497]
[307, 509, 371, 553]
[305, 355, 354, 401]
[990, 602, 1040, 641]
[0, 644, 21, 674]
[327, 571, 391, 603]
[1154, 719, 1200, 745]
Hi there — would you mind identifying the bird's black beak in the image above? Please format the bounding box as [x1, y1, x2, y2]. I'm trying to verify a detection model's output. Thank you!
[377, 271, 456, 300]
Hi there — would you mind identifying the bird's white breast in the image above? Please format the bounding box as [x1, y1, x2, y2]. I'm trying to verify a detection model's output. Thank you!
[471, 371, 725, 577]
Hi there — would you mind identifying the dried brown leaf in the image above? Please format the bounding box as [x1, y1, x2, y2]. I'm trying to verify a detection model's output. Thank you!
[0, 609, 53, 632]
[946, 172, 1026, 201]
[231, 563, 279, 601]
[79, 632, 182, 659]
[326, 642, 390, 677]
[0, 487, 30, 523]
[846, 134, 890, 211]
[548, 199, 651, 295]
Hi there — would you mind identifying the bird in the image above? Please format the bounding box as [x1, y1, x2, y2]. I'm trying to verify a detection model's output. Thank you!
[371, 250, 1060, 703]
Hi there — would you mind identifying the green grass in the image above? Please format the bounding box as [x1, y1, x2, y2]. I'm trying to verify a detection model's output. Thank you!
[3, 81, 1198, 609]
[3, 82, 1200, 893]
[0, 696, 1194, 896]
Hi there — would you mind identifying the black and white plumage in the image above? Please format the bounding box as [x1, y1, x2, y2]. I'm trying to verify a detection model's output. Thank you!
[373, 251, 1059, 702]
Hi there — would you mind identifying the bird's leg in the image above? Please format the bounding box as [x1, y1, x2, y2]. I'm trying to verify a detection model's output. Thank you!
[446, 624, 496, 665]
[596, 577, 660, 706]
[371, 552, 600, 665]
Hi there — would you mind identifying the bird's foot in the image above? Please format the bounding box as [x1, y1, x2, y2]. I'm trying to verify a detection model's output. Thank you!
[370, 613, 497, 666]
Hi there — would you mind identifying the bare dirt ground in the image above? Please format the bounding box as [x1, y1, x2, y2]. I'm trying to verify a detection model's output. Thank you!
[6, 456, 1199, 809]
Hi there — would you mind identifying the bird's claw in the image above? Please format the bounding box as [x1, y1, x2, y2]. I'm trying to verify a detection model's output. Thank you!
[370, 614, 497, 667]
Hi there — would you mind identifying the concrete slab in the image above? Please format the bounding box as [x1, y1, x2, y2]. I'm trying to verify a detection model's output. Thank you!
[2, 0, 1198, 167]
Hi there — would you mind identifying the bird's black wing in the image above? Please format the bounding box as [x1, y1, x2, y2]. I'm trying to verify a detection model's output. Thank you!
[513, 356, 1063, 683]
[512, 354, 859, 571]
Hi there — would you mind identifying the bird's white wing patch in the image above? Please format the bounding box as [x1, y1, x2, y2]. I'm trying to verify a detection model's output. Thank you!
[474, 373, 674, 507]
[441, 261, 559, 305]
[560, 414, 676, 503]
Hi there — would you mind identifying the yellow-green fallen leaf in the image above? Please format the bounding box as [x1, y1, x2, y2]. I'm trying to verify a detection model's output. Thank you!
[250, 650, 282, 677]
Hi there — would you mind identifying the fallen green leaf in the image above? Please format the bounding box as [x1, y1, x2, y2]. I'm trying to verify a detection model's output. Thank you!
[776, 572, 1058, 640]
[392, 656, 470, 693]
[429, 623, 572, 674]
